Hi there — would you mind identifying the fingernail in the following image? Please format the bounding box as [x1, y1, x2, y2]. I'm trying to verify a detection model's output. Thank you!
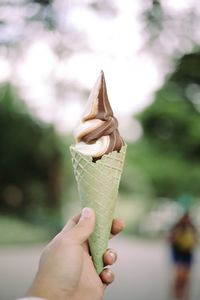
[81, 207, 92, 220]
[108, 250, 116, 262]
[109, 251, 115, 259]
[106, 269, 114, 282]
[119, 219, 126, 228]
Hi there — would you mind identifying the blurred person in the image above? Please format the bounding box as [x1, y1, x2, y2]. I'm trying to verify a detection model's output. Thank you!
[168, 212, 198, 300]
[16, 207, 124, 300]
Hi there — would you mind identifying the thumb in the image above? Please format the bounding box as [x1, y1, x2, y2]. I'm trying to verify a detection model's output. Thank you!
[68, 207, 95, 244]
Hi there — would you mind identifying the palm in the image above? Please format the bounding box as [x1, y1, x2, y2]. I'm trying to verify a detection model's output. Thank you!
[71, 242, 104, 300]
[26, 211, 122, 300]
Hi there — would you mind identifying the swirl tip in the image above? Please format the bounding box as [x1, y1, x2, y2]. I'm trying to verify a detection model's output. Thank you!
[99, 70, 105, 83]
[73, 71, 124, 158]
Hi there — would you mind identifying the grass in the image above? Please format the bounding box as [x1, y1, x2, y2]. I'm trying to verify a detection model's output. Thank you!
[0, 215, 50, 245]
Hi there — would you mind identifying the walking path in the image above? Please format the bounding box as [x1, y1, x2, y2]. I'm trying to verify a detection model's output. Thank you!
[0, 236, 199, 300]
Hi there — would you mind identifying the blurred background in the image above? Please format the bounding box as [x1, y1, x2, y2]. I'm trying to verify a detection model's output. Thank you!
[0, 0, 200, 299]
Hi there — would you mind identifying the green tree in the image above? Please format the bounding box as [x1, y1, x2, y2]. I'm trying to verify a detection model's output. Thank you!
[0, 83, 70, 229]
[129, 52, 200, 199]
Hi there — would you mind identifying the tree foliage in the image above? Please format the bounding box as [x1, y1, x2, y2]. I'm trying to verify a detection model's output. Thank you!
[129, 52, 200, 199]
[0, 83, 69, 226]
[141, 0, 200, 59]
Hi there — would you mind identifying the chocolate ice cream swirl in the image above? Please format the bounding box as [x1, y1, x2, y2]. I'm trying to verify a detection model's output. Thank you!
[74, 71, 124, 158]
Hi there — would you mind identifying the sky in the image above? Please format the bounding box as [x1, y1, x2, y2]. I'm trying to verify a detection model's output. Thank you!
[0, 0, 198, 141]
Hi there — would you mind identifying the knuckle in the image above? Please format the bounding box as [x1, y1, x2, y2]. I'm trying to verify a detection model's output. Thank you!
[57, 232, 72, 246]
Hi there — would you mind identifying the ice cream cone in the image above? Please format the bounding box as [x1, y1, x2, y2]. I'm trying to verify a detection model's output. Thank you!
[70, 144, 126, 274]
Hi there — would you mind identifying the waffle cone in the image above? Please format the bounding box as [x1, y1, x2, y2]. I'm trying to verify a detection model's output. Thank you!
[70, 145, 126, 274]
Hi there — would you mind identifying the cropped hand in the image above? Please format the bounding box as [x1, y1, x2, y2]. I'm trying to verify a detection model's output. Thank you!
[26, 207, 124, 300]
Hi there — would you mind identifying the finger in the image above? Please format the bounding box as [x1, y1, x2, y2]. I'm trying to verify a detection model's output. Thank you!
[110, 218, 125, 239]
[67, 207, 95, 244]
[100, 268, 114, 286]
[103, 249, 117, 266]
[62, 213, 81, 233]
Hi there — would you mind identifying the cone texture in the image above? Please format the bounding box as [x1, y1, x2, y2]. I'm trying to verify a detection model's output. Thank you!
[70, 145, 126, 274]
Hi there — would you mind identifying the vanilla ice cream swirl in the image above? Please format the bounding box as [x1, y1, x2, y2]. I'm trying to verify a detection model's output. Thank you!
[73, 71, 124, 159]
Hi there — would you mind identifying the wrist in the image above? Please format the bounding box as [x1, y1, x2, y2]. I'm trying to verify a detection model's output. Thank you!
[26, 278, 71, 300]
[71, 289, 103, 300]
[17, 298, 46, 300]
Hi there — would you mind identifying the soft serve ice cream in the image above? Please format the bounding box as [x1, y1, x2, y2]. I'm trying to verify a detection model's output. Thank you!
[73, 70, 124, 159]
[70, 70, 126, 274]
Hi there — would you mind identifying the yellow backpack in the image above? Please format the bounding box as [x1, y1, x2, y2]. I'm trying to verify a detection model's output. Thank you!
[175, 228, 196, 251]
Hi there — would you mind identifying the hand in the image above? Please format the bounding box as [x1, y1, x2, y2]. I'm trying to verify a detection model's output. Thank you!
[26, 207, 125, 300]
